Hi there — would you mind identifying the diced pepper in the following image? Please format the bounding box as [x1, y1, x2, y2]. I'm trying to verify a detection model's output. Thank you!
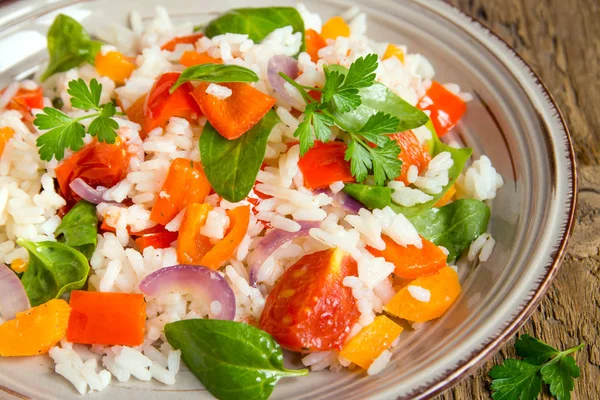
[369, 235, 447, 279]
[390, 130, 431, 185]
[180, 51, 223, 67]
[150, 158, 212, 225]
[435, 184, 456, 207]
[177, 203, 213, 264]
[200, 205, 250, 270]
[0, 299, 71, 356]
[135, 230, 179, 252]
[125, 95, 147, 137]
[0, 126, 15, 156]
[339, 315, 403, 369]
[161, 33, 205, 52]
[384, 266, 461, 322]
[55, 141, 129, 203]
[144, 72, 201, 133]
[383, 44, 405, 63]
[298, 141, 355, 189]
[321, 16, 351, 41]
[417, 81, 467, 137]
[10, 258, 27, 273]
[95, 51, 136, 85]
[3, 87, 44, 121]
[67, 291, 146, 346]
[191, 82, 276, 140]
[305, 29, 327, 62]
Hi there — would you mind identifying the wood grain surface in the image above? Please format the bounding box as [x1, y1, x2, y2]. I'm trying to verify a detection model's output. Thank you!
[436, 0, 600, 399]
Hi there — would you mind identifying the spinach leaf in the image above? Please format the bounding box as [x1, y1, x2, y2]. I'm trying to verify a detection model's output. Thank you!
[165, 319, 307, 400]
[408, 199, 490, 262]
[18, 238, 90, 306]
[170, 64, 259, 93]
[343, 183, 392, 209]
[205, 7, 306, 53]
[41, 14, 102, 82]
[326, 65, 429, 133]
[200, 110, 280, 202]
[55, 200, 98, 259]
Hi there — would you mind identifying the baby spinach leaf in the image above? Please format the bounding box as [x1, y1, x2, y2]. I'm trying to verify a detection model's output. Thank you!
[408, 199, 490, 262]
[55, 200, 98, 259]
[200, 110, 280, 202]
[170, 64, 259, 93]
[41, 14, 102, 82]
[165, 319, 307, 400]
[326, 65, 429, 133]
[343, 183, 392, 209]
[17, 238, 90, 307]
[205, 7, 306, 53]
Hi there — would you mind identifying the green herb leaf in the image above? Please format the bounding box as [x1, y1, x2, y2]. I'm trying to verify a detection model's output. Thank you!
[357, 112, 400, 145]
[409, 198, 490, 262]
[205, 7, 305, 53]
[34, 108, 85, 162]
[67, 78, 101, 111]
[17, 238, 90, 307]
[370, 139, 403, 185]
[515, 334, 561, 365]
[322, 55, 377, 113]
[55, 200, 98, 259]
[41, 14, 101, 82]
[200, 110, 280, 202]
[343, 183, 392, 209]
[295, 114, 315, 155]
[489, 359, 543, 400]
[540, 356, 581, 400]
[165, 319, 308, 400]
[88, 102, 118, 143]
[345, 140, 372, 183]
[170, 63, 259, 93]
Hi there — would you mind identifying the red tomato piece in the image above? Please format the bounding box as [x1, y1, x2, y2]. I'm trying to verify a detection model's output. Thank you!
[144, 72, 201, 133]
[390, 131, 431, 185]
[417, 81, 467, 137]
[161, 33, 205, 52]
[55, 141, 129, 202]
[298, 141, 355, 189]
[260, 248, 360, 352]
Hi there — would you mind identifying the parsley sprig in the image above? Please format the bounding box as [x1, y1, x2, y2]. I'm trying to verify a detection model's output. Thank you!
[489, 334, 585, 400]
[34, 78, 120, 161]
[280, 54, 402, 186]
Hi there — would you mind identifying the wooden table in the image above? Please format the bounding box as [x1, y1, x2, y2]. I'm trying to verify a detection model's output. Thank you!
[436, 0, 600, 398]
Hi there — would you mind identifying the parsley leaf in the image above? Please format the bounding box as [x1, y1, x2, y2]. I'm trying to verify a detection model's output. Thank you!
[295, 114, 315, 155]
[345, 140, 372, 183]
[369, 139, 402, 185]
[322, 54, 377, 113]
[34, 78, 120, 161]
[357, 111, 399, 146]
[489, 336, 584, 400]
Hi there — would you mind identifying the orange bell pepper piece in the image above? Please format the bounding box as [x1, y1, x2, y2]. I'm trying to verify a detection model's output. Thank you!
[191, 82, 276, 140]
[95, 51, 136, 85]
[383, 44, 405, 64]
[180, 51, 223, 67]
[390, 130, 432, 186]
[161, 33, 204, 52]
[369, 235, 447, 279]
[124, 95, 147, 137]
[67, 291, 146, 346]
[0, 126, 15, 156]
[435, 184, 456, 207]
[305, 29, 327, 62]
[340, 315, 403, 369]
[150, 158, 212, 225]
[298, 141, 355, 189]
[384, 266, 461, 322]
[321, 16, 351, 41]
[200, 205, 250, 270]
[0, 299, 71, 356]
[417, 81, 467, 137]
[177, 203, 213, 264]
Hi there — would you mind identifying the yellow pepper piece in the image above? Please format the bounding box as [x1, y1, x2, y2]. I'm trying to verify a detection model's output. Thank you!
[321, 16, 351, 41]
[383, 44, 405, 63]
[434, 184, 456, 207]
[95, 51, 136, 85]
[10, 258, 27, 273]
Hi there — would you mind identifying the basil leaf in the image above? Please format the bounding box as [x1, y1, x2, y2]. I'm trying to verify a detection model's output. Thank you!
[41, 14, 102, 82]
[205, 7, 306, 53]
[18, 238, 90, 306]
[165, 319, 308, 400]
[170, 64, 259, 93]
[200, 110, 280, 202]
[55, 200, 98, 259]
[327, 65, 429, 133]
[343, 184, 392, 209]
[408, 199, 490, 262]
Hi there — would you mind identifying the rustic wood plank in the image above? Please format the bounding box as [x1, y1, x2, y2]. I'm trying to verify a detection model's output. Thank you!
[436, 0, 600, 398]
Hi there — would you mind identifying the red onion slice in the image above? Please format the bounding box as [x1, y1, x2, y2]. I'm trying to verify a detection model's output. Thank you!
[267, 55, 299, 104]
[314, 188, 363, 215]
[248, 221, 320, 286]
[69, 178, 108, 204]
[0, 264, 30, 321]
[139, 265, 236, 320]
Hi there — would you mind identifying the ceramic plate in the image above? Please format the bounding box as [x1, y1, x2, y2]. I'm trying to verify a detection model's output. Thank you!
[0, 0, 576, 399]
